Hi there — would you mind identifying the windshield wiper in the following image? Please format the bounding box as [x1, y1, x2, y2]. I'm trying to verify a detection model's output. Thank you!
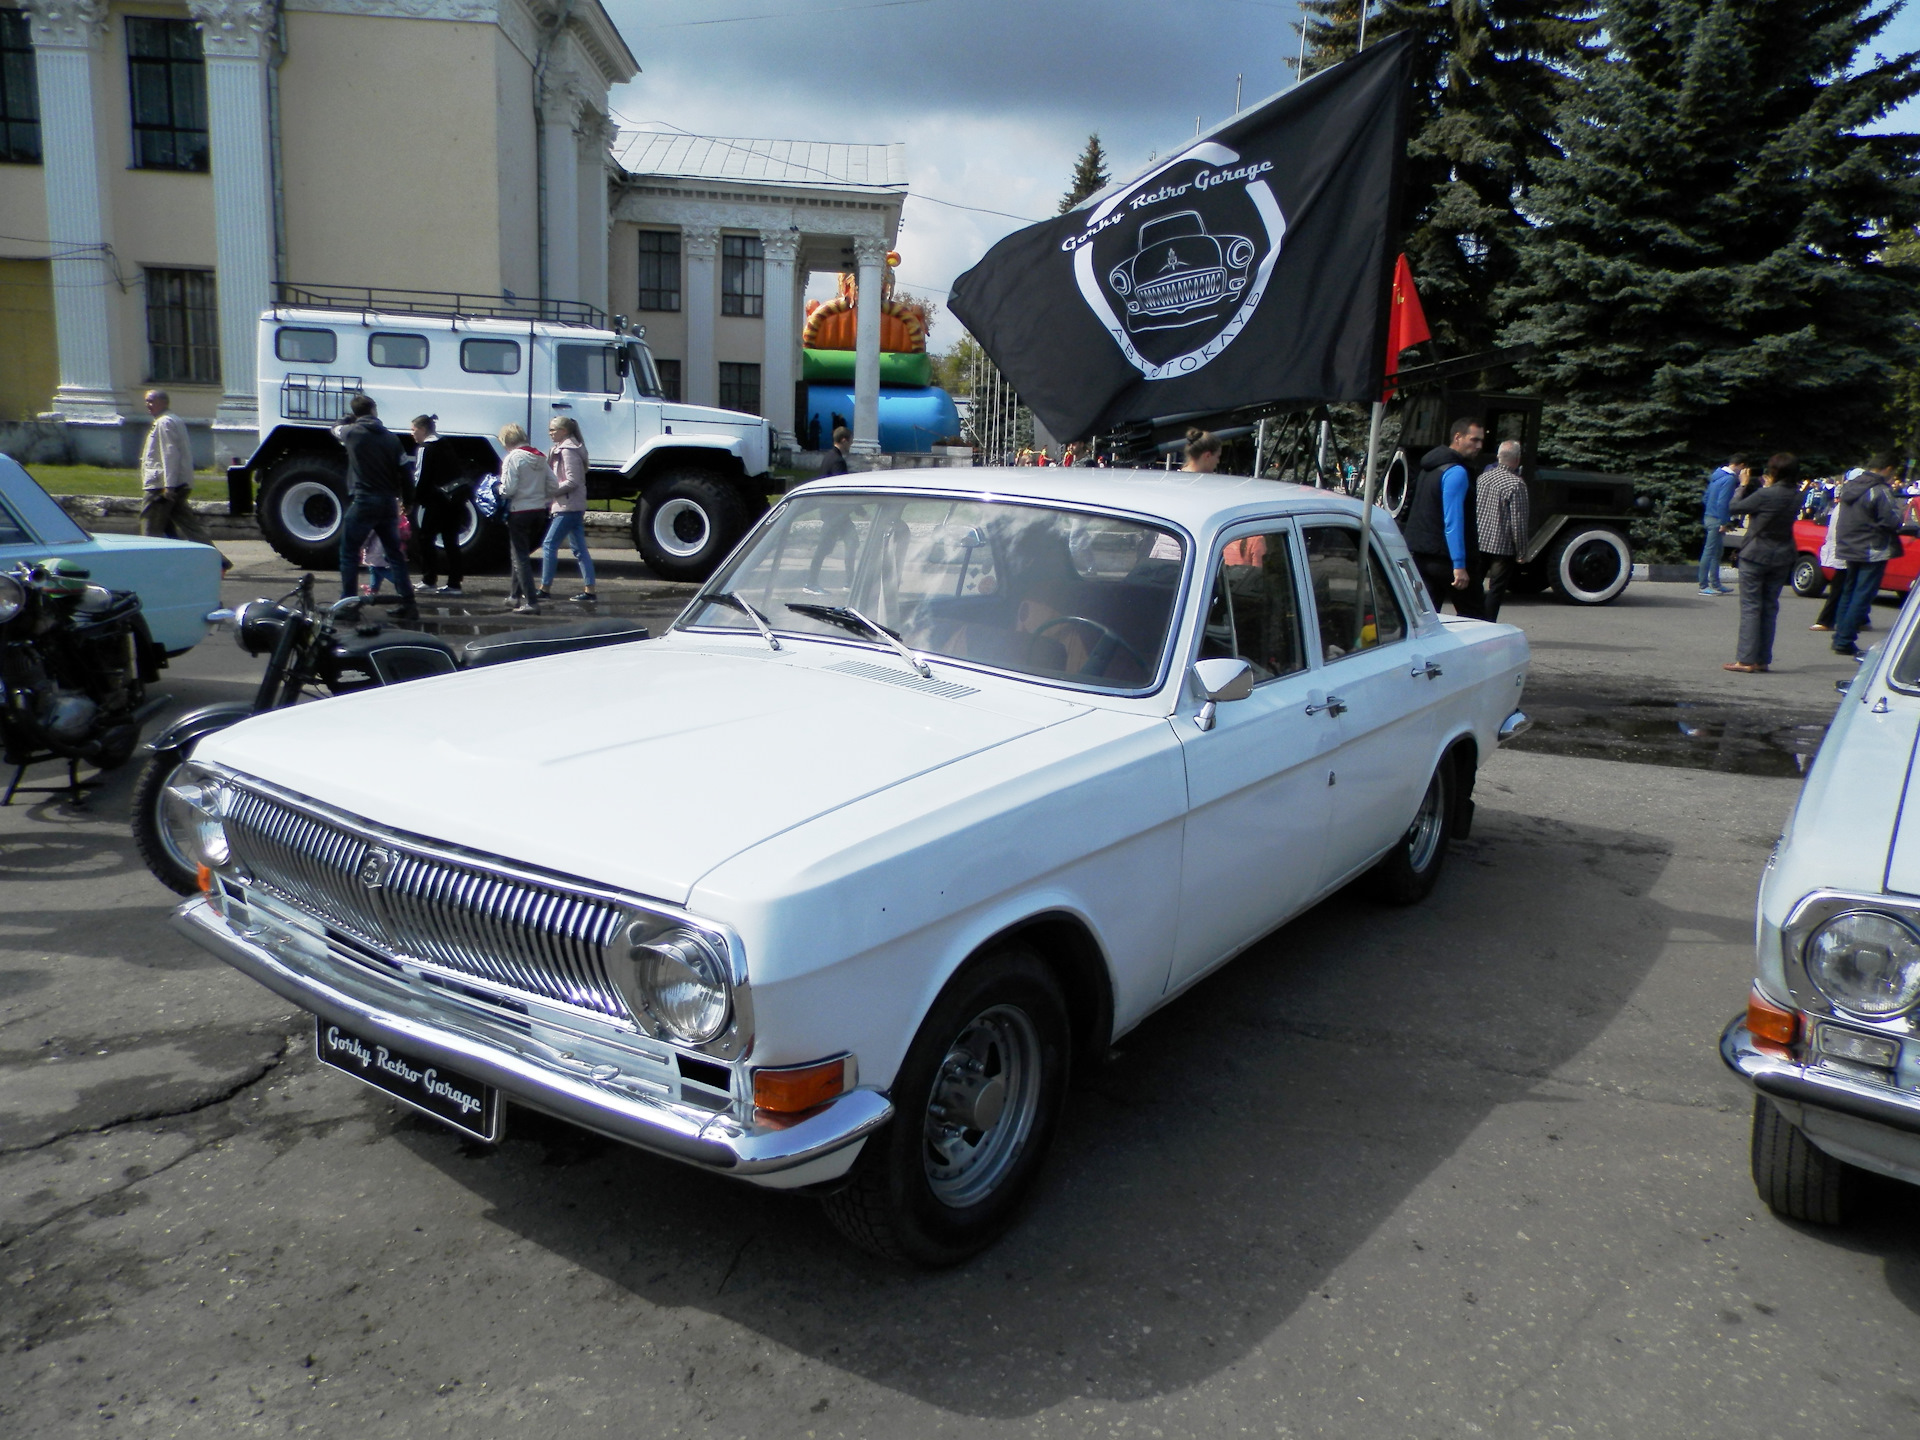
[785, 602, 932, 678]
[711, 592, 780, 651]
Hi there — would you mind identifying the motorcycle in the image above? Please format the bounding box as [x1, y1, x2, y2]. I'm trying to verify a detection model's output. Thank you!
[133, 574, 647, 893]
[2, 557, 160, 805]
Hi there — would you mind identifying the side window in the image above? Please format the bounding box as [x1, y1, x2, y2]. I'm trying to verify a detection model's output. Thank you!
[461, 338, 520, 375]
[1302, 526, 1409, 661]
[1397, 557, 1434, 618]
[1197, 527, 1305, 683]
[555, 343, 621, 394]
[275, 326, 336, 364]
[368, 332, 428, 369]
[0, 496, 30, 546]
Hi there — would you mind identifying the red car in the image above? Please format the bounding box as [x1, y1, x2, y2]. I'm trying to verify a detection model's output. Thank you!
[1788, 514, 1920, 598]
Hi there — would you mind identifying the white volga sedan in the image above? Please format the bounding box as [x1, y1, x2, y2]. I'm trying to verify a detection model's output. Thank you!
[167, 468, 1531, 1263]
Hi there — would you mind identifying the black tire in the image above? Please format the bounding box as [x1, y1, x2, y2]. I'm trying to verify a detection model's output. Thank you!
[1751, 1096, 1857, 1225]
[1508, 561, 1551, 596]
[631, 469, 749, 582]
[1370, 760, 1454, 904]
[132, 744, 201, 896]
[1547, 524, 1633, 605]
[257, 453, 349, 570]
[1792, 552, 1828, 598]
[822, 947, 1071, 1266]
[414, 485, 509, 572]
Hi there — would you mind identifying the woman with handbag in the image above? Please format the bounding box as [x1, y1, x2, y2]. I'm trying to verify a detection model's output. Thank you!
[497, 423, 556, 615]
[539, 416, 597, 603]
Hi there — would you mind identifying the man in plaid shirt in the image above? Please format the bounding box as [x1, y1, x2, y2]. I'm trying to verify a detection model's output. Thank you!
[1474, 440, 1531, 621]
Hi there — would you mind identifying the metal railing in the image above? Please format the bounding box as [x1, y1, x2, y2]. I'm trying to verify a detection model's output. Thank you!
[274, 281, 607, 330]
[280, 373, 365, 422]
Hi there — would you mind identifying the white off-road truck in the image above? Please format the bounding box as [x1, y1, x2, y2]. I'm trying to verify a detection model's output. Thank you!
[225, 285, 777, 582]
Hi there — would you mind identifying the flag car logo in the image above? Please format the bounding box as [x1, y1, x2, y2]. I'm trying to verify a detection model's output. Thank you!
[1066, 140, 1286, 380]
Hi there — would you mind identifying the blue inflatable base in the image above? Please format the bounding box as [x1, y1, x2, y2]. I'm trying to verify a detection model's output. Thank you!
[802, 383, 961, 455]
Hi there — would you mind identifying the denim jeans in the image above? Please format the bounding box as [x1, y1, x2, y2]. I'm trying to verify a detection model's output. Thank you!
[1832, 560, 1888, 652]
[1697, 525, 1726, 589]
[339, 497, 414, 607]
[541, 510, 596, 590]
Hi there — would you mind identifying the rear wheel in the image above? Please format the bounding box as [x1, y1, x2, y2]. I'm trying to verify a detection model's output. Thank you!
[1791, 552, 1827, 598]
[1370, 760, 1453, 904]
[1751, 1096, 1857, 1224]
[257, 454, 348, 570]
[1548, 525, 1632, 605]
[631, 469, 749, 582]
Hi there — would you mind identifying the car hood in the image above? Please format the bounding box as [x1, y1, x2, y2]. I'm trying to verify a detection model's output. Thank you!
[195, 641, 1089, 906]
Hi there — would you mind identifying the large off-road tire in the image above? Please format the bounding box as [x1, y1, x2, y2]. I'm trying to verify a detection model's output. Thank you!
[1508, 560, 1551, 596]
[822, 947, 1071, 1267]
[1379, 450, 1413, 519]
[132, 744, 202, 896]
[257, 454, 349, 571]
[1547, 524, 1633, 605]
[1792, 552, 1828, 598]
[1750, 1096, 1858, 1225]
[1370, 759, 1453, 905]
[631, 470, 749, 582]
[414, 485, 508, 573]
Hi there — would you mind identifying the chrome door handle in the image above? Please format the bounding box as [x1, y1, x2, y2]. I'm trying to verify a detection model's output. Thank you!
[1412, 661, 1443, 679]
[1305, 694, 1347, 717]
[551, 401, 572, 409]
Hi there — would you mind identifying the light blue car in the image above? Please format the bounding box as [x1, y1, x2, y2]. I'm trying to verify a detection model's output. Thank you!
[0, 455, 224, 655]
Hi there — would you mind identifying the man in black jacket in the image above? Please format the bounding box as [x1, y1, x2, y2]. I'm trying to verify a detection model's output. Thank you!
[334, 394, 418, 620]
[410, 414, 469, 596]
[1829, 453, 1914, 658]
[1403, 417, 1486, 617]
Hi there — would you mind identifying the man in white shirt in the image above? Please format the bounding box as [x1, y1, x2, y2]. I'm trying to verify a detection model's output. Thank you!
[138, 390, 220, 556]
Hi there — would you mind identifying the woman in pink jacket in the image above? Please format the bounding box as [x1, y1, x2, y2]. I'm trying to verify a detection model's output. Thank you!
[540, 416, 596, 603]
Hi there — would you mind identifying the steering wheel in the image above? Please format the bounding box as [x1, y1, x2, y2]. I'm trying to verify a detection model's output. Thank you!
[1033, 615, 1150, 678]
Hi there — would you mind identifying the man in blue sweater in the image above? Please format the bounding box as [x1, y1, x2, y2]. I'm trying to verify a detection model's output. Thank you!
[1697, 453, 1745, 595]
[1404, 417, 1487, 616]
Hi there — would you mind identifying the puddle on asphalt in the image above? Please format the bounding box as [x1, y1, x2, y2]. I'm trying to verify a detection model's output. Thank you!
[1508, 697, 1832, 779]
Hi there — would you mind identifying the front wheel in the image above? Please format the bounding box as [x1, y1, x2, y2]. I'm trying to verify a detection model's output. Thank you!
[1791, 553, 1827, 598]
[1751, 1096, 1857, 1224]
[1548, 525, 1633, 605]
[132, 744, 202, 895]
[1370, 760, 1453, 905]
[822, 948, 1070, 1266]
[631, 470, 748, 582]
[257, 454, 349, 571]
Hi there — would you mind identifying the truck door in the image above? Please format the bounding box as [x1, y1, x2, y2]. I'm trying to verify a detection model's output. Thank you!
[551, 342, 633, 471]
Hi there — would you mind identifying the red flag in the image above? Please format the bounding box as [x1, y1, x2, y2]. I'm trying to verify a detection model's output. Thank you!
[1381, 253, 1430, 402]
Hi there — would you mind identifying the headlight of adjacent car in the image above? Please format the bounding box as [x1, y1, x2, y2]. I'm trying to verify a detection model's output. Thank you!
[1805, 910, 1920, 1016]
[626, 925, 732, 1043]
[0, 571, 24, 626]
[162, 769, 232, 869]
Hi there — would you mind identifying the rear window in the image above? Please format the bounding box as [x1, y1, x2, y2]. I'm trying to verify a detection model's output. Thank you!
[369, 332, 428, 369]
[461, 338, 520, 375]
[275, 327, 336, 363]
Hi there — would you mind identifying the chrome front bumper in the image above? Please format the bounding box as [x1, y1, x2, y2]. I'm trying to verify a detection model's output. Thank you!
[172, 895, 892, 1177]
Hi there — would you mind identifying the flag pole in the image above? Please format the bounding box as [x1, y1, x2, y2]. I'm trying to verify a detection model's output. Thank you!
[1354, 397, 1385, 651]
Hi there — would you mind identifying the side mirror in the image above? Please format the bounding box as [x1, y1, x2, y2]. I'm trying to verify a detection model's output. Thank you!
[614, 346, 630, 377]
[1190, 657, 1255, 731]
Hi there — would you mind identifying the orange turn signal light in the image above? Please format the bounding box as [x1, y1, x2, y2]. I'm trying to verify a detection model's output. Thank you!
[1748, 987, 1801, 1048]
[753, 1055, 854, 1115]
[196, 864, 213, 893]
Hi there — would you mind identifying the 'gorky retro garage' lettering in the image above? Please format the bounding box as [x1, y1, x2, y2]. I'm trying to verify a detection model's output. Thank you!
[1060, 160, 1276, 254]
[323, 1025, 484, 1116]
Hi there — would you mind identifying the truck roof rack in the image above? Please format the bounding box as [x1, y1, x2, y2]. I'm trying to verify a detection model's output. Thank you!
[272, 282, 607, 330]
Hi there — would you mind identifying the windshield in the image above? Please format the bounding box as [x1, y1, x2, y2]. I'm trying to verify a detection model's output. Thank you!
[627, 341, 666, 399]
[683, 493, 1188, 691]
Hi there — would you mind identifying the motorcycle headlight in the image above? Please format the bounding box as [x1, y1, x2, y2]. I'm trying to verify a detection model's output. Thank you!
[233, 599, 293, 657]
[1805, 910, 1920, 1016]
[0, 571, 23, 625]
[162, 770, 232, 869]
[626, 925, 732, 1043]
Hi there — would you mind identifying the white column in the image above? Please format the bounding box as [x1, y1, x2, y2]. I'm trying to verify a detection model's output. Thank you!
[682, 225, 719, 407]
[189, 0, 275, 443]
[578, 112, 613, 319]
[850, 235, 886, 455]
[540, 84, 581, 305]
[25, 0, 122, 424]
[759, 229, 799, 450]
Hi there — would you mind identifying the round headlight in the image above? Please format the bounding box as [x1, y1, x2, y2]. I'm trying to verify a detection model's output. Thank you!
[1805, 911, 1920, 1016]
[0, 571, 23, 626]
[630, 927, 731, 1043]
[161, 773, 231, 869]
[233, 598, 293, 657]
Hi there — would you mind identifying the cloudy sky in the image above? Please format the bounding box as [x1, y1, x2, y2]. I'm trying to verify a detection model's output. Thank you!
[602, 0, 1920, 350]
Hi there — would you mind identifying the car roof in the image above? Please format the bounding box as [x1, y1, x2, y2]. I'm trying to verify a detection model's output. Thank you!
[787, 465, 1382, 537]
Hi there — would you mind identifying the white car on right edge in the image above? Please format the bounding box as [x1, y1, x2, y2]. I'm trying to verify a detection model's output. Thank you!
[1723, 585, 1920, 1221]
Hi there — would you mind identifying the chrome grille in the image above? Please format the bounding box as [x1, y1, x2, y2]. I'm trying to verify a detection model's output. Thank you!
[224, 786, 631, 1020]
[1138, 268, 1223, 311]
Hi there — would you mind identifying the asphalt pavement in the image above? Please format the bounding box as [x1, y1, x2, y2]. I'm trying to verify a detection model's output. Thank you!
[2, 561, 1917, 1438]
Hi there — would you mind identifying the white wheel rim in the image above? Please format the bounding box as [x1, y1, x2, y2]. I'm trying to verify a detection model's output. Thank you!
[652, 497, 711, 558]
[1558, 529, 1631, 602]
[279, 479, 342, 544]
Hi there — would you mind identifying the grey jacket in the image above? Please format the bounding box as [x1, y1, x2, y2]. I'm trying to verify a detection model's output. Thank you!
[499, 447, 557, 513]
[1832, 471, 1911, 565]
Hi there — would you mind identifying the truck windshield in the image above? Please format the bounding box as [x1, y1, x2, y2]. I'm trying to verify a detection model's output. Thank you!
[682, 493, 1188, 691]
[628, 342, 666, 399]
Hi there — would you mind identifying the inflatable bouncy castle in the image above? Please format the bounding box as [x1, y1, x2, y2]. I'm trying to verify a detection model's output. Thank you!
[801, 252, 959, 453]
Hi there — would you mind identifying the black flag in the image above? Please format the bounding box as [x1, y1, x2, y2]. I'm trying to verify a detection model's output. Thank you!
[949, 33, 1414, 441]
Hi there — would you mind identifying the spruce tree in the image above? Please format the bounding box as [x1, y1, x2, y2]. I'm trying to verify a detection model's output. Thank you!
[1058, 134, 1111, 214]
[1293, 0, 1600, 353]
[1505, 0, 1920, 558]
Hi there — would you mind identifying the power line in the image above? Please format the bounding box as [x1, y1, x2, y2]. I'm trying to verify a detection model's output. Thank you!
[644, 0, 942, 29]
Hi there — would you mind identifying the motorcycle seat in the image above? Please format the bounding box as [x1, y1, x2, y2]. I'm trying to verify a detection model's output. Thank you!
[462, 618, 649, 669]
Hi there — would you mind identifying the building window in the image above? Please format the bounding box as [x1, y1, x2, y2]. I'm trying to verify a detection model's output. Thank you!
[126, 18, 208, 172]
[145, 267, 219, 385]
[719, 361, 760, 416]
[721, 235, 764, 318]
[637, 231, 680, 312]
[654, 358, 681, 402]
[0, 11, 40, 165]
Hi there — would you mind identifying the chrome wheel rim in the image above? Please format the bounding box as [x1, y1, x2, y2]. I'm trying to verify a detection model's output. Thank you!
[923, 1003, 1042, 1208]
[652, 497, 710, 558]
[1405, 771, 1445, 873]
[279, 480, 342, 544]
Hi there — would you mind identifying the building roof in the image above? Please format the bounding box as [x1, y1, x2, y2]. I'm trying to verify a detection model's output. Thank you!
[613, 134, 907, 193]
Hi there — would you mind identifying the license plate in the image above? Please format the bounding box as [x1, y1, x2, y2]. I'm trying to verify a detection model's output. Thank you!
[315, 1018, 501, 1142]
